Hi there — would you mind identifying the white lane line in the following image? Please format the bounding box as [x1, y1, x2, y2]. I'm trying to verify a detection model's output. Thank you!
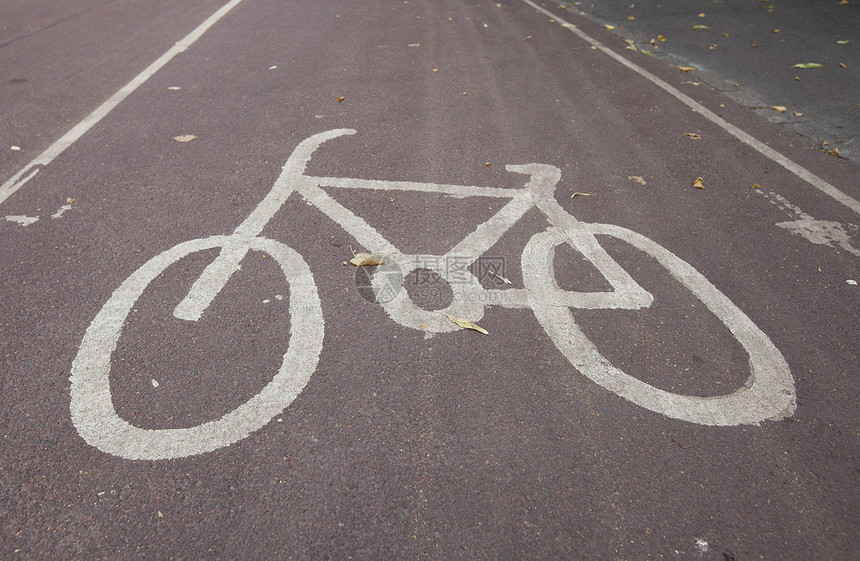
[0, 0, 246, 207]
[521, 0, 860, 215]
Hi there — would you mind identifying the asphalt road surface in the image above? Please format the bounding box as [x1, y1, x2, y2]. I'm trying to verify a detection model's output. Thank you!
[551, 0, 860, 163]
[1, 1, 858, 559]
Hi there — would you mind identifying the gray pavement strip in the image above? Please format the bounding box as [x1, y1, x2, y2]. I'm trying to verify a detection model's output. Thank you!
[549, 0, 860, 164]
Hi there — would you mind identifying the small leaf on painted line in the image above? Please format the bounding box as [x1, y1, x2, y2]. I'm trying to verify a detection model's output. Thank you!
[443, 314, 488, 334]
[693, 177, 705, 189]
[770, 105, 787, 113]
[792, 63, 823, 69]
[628, 176, 647, 185]
[605, 24, 615, 30]
[173, 135, 196, 142]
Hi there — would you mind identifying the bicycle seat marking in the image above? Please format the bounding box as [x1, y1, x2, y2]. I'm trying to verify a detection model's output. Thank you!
[70, 129, 797, 460]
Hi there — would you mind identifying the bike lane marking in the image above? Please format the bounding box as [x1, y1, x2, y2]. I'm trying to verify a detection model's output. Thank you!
[0, 0, 246, 207]
[69, 130, 796, 459]
[522, 0, 860, 215]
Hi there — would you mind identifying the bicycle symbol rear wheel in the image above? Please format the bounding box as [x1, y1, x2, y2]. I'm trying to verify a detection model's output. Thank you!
[523, 225, 796, 426]
[70, 235, 323, 460]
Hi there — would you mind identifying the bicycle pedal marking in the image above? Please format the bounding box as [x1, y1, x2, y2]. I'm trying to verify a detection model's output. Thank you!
[71, 129, 796, 460]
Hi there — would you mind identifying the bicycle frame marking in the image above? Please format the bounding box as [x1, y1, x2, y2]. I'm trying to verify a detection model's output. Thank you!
[70, 129, 796, 460]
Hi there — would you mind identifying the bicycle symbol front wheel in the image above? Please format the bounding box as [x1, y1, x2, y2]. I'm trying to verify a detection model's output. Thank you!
[70, 235, 323, 460]
[523, 225, 796, 426]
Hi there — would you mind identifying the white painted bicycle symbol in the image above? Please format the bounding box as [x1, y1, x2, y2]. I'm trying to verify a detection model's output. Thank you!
[70, 129, 796, 460]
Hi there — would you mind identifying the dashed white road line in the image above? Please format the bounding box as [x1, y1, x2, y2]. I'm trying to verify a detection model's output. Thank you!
[0, 0, 246, 207]
[522, 0, 860, 215]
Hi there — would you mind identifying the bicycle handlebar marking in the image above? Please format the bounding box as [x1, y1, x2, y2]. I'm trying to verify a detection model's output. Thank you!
[70, 129, 796, 460]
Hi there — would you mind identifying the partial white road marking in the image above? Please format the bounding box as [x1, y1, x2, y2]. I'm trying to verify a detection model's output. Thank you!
[522, 0, 860, 215]
[51, 204, 73, 219]
[759, 191, 860, 256]
[4, 215, 39, 226]
[0, 0, 246, 207]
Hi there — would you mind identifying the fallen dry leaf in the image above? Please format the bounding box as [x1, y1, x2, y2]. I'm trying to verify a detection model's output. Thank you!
[628, 176, 647, 185]
[679, 66, 696, 72]
[751, 184, 761, 189]
[792, 63, 823, 69]
[794, 111, 803, 117]
[562, 23, 576, 28]
[173, 135, 196, 142]
[770, 105, 787, 113]
[605, 24, 616, 30]
[66, 197, 76, 204]
[684, 132, 702, 140]
[571, 192, 595, 198]
[443, 313, 488, 334]
[349, 247, 384, 266]
[839, 62, 847, 68]
[693, 177, 705, 189]
[692, 25, 709, 30]
[337, 96, 345, 102]
[657, 35, 667, 42]
[826, 147, 840, 157]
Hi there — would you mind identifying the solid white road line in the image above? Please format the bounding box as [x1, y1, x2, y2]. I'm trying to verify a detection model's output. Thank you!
[0, 0, 246, 207]
[522, 0, 860, 215]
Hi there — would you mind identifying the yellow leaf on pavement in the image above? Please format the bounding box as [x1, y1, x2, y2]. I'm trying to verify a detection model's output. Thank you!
[693, 177, 705, 189]
[443, 314, 488, 334]
[349, 247, 384, 266]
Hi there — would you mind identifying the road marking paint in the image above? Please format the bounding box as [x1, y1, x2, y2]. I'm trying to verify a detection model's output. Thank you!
[70, 236, 323, 460]
[51, 204, 73, 219]
[522, 0, 860, 215]
[759, 190, 860, 256]
[5, 215, 39, 226]
[0, 0, 246, 207]
[72, 130, 796, 459]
